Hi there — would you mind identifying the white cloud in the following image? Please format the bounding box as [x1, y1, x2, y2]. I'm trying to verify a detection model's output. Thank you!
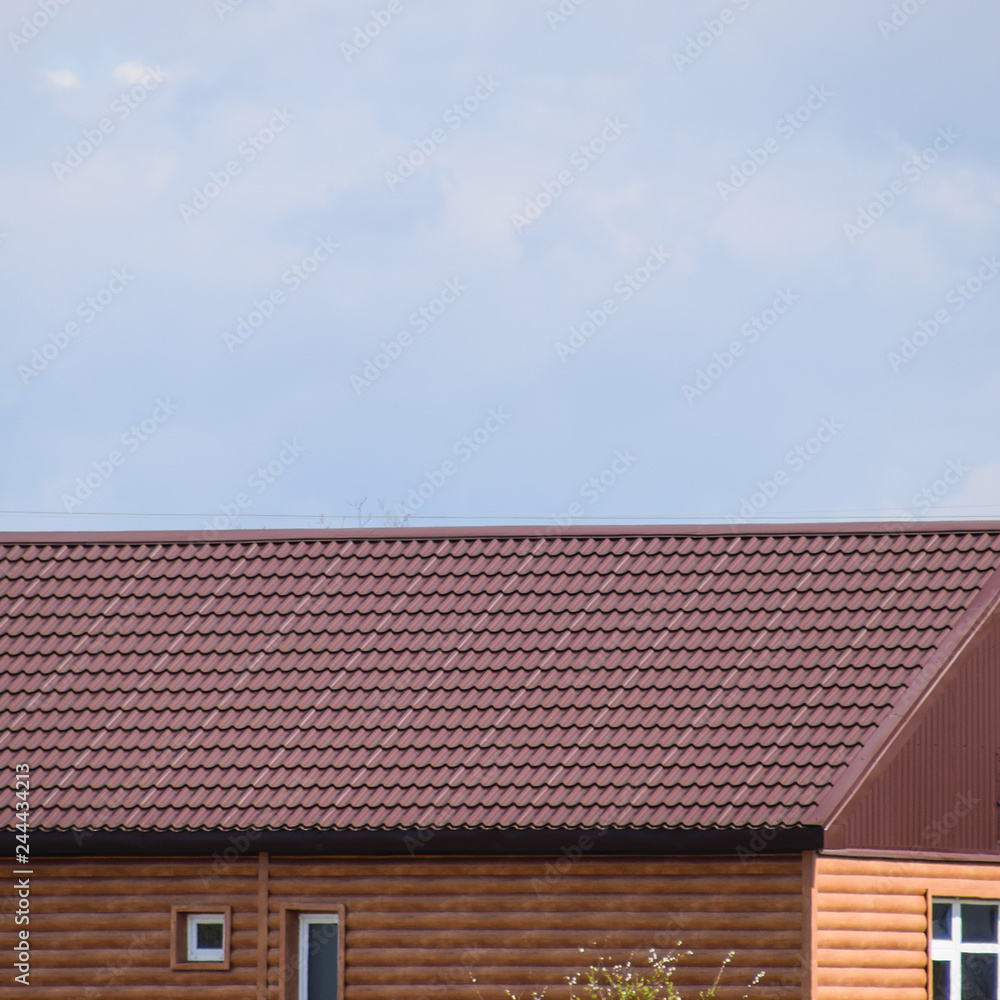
[45, 71, 81, 91]
[917, 166, 1000, 229]
[113, 62, 158, 85]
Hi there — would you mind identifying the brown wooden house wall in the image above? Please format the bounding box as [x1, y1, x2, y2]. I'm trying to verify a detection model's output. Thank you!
[830, 609, 1000, 854]
[11, 854, 805, 1000]
[811, 853, 1000, 1000]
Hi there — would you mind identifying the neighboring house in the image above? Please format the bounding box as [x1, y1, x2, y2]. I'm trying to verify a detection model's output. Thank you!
[2, 523, 999, 1000]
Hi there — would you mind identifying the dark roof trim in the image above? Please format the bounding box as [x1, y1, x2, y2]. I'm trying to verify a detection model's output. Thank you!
[1, 521, 999, 546]
[3, 825, 823, 858]
[808, 563, 1000, 829]
[821, 847, 1000, 864]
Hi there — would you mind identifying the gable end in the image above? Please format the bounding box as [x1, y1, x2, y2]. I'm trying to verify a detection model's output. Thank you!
[828, 607, 1000, 853]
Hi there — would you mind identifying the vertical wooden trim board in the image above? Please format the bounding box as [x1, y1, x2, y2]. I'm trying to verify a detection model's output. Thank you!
[924, 889, 933, 1000]
[258, 852, 270, 1000]
[802, 850, 818, 999]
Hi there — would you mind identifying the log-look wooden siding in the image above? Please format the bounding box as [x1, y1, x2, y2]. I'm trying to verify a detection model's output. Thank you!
[16, 855, 804, 999]
[812, 854, 1000, 1000]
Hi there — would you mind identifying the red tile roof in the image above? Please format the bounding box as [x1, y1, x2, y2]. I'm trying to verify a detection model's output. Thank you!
[2, 524, 999, 834]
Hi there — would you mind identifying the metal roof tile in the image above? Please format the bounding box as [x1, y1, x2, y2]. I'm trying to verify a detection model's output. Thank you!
[3, 525, 1000, 831]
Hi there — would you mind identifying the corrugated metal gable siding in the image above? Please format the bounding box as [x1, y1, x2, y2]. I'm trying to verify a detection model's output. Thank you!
[832, 610, 1000, 852]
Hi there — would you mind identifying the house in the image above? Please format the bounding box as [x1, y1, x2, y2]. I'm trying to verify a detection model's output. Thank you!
[2, 523, 999, 1000]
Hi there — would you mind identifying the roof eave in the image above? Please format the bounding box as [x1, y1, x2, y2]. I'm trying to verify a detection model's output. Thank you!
[4, 824, 824, 858]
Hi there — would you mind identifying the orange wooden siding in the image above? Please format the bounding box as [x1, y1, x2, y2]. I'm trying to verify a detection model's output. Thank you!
[813, 853, 1000, 1000]
[13, 854, 804, 1000]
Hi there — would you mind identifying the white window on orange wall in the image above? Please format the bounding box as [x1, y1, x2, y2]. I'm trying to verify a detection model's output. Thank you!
[187, 913, 226, 962]
[931, 898, 999, 1000]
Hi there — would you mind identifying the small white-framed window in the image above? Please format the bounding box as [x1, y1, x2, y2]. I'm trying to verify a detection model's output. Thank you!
[931, 897, 999, 1000]
[298, 914, 340, 1000]
[187, 913, 226, 963]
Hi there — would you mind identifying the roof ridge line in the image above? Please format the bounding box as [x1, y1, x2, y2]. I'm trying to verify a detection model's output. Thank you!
[1, 521, 1000, 545]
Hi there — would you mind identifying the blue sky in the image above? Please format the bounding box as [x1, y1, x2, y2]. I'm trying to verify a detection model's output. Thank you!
[2, 0, 999, 531]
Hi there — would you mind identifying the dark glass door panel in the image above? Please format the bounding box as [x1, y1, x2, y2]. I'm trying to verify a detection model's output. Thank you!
[306, 922, 339, 1000]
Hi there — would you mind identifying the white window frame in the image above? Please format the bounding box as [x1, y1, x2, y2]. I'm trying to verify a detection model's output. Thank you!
[187, 913, 226, 963]
[930, 897, 999, 1000]
[298, 914, 340, 1000]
